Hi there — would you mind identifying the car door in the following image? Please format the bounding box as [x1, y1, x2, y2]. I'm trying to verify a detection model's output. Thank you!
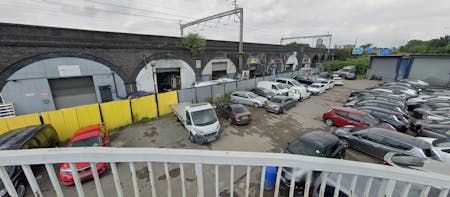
[378, 137, 409, 158]
[242, 93, 252, 105]
[271, 85, 279, 95]
[347, 113, 367, 127]
[334, 110, 351, 126]
[352, 133, 385, 158]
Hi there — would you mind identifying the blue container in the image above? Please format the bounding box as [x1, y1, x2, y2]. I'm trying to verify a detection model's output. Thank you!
[264, 166, 277, 190]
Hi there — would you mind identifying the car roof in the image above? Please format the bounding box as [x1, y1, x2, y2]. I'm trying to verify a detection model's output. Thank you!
[359, 128, 430, 149]
[331, 107, 366, 116]
[0, 125, 47, 150]
[70, 124, 103, 142]
[272, 96, 290, 100]
[229, 104, 245, 109]
[299, 131, 339, 149]
[358, 106, 401, 114]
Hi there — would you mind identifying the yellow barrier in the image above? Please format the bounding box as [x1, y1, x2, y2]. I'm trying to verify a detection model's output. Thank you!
[0, 113, 41, 135]
[157, 91, 178, 115]
[42, 104, 102, 140]
[131, 95, 157, 121]
[100, 100, 132, 129]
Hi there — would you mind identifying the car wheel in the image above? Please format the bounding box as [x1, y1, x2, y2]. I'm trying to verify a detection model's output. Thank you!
[253, 102, 259, 108]
[232, 99, 238, 104]
[16, 180, 26, 197]
[189, 133, 195, 143]
[324, 118, 334, 126]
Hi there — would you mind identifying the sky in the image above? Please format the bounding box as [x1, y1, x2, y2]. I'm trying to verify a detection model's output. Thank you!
[0, 0, 449, 48]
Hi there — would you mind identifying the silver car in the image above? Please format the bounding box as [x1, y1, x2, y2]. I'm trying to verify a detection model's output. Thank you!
[333, 127, 434, 160]
[230, 91, 268, 108]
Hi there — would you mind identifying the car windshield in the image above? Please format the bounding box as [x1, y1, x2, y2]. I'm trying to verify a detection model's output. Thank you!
[191, 108, 218, 126]
[287, 138, 322, 156]
[232, 106, 247, 113]
[70, 136, 101, 147]
[276, 84, 285, 89]
[270, 98, 283, 103]
[364, 114, 380, 125]
[248, 92, 258, 98]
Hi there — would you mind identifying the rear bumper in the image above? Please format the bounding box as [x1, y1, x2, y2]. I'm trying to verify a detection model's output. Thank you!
[266, 107, 281, 113]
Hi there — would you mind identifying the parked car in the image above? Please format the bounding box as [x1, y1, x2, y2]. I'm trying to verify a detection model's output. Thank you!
[127, 91, 151, 99]
[351, 100, 407, 116]
[307, 83, 326, 95]
[59, 124, 109, 185]
[295, 77, 314, 85]
[357, 106, 408, 120]
[331, 76, 344, 86]
[275, 78, 309, 100]
[417, 137, 450, 164]
[334, 66, 355, 77]
[265, 96, 296, 113]
[230, 91, 268, 108]
[216, 103, 253, 125]
[257, 81, 289, 96]
[346, 95, 405, 106]
[407, 96, 450, 110]
[384, 152, 450, 177]
[318, 71, 330, 78]
[333, 127, 434, 160]
[413, 106, 450, 119]
[417, 127, 450, 140]
[400, 79, 429, 87]
[250, 88, 274, 99]
[281, 131, 347, 187]
[317, 79, 335, 89]
[322, 107, 395, 130]
[0, 125, 59, 197]
[349, 90, 406, 102]
[410, 119, 450, 132]
[359, 108, 408, 132]
[376, 85, 418, 97]
[366, 88, 408, 98]
[345, 72, 356, 80]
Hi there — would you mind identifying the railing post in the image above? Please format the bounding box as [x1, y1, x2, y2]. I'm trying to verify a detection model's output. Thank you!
[195, 164, 204, 197]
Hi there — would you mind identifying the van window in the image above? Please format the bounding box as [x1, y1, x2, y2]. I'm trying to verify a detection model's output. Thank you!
[271, 85, 278, 90]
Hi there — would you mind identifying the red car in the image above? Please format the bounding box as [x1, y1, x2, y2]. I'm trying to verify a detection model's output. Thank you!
[322, 107, 395, 130]
[59, 124, 110, 185]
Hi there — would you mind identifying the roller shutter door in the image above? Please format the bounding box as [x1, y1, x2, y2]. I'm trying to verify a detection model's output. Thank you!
[368, 58, 398, 80]
[49, 77, 97, 109]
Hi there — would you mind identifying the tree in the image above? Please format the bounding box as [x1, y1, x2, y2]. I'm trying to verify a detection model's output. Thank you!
[400, 36, 449, 54]
[360, 43, 373, 49]
[286, 42, 310, 48]
[334, 48, 352, 61]
[181, 33, 206, 56]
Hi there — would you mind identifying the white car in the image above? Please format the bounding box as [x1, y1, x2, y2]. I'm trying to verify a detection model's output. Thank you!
[317, 78, 334, 89]
[332, 77, 344, 86]
[416, 137, 450, 164]
[230, 91, 268, 108]
[307, 83, 326, 95]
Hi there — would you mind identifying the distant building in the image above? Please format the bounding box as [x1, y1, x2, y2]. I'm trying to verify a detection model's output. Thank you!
[316, 38, 326, 48]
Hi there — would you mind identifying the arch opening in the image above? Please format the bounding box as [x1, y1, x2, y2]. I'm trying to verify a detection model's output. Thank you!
[202, 57, 237, 81]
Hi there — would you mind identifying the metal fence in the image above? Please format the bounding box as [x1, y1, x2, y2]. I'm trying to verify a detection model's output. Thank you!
[177, 71, 303, 103]
[0, 147, 448, 197]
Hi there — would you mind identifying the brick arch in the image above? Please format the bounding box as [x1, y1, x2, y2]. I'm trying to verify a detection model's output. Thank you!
[132, 52, 195, 81]
[0, 52, 126, 88]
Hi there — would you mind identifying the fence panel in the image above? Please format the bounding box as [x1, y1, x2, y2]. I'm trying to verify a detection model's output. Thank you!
[237, 80, 247, 91]
[224, 82, 237, 94]
[0, 113, 41, 135]
[42, 108, 79, 140]
[177, 88, 196, 103]
[100, 100, 132, 129]
[212, 84, 225, 102]
[74, 104, 102, 128]
[131, 95, 157, 121]
[246, 78, 256, 90]
[255, 77, 264, 86]
[264, 75, 275, 81]
[196, 86, 212, 103]
[157, 91, 178, 115]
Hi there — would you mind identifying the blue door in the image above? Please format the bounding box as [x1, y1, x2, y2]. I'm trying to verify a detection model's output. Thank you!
[396, 57, 411, 80]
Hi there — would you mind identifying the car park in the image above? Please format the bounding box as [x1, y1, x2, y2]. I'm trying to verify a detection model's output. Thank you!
[322, 107, 395, 130]
[250, 87, 274, 99]
[0, 125, 60, 197]
[172, 102, 221, 144]
[216, 103, 253, 125]
[417, 137, 450, 164]
[265, 96, 296, 113]
[257, 81, 289, 96]
[59, 124, 109, 185]
[359, 108, 408, 132]
[230, 91, 268, 108]
[307, 83, 326, 95]
[281, 131, 347, 187]
[333, 127, 434, 160]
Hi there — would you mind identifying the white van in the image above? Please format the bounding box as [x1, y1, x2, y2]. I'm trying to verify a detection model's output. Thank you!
[276, 78, 309, 101]
[257, 81, 289, 96]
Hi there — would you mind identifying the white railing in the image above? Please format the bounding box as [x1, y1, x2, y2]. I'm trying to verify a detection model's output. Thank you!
[0, 147, 449, 197]
[0, 103, 15, 117]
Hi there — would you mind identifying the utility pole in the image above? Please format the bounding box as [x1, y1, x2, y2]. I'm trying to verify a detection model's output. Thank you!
[179, 3, 244, 70]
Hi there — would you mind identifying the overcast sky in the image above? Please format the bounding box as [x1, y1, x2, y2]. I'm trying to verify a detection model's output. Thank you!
[0, 0, 449, 47]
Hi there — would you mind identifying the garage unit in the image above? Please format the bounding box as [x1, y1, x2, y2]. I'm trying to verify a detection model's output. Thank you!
[49, 77, 98, 109]
[201, 58, 237, 81]
[408, 56, 450, 86]
[367, 56, 401, 81]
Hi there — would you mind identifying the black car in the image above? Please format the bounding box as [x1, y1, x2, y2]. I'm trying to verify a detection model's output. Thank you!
[410, 119, 450, 132]
[412, 103, 450, 118]
[0, 125, 60, 197]
[349, 100, 405, 110]
[346, 95, 405, 106]
[127, 91, 152, 99]
[265, 96, 296, 113]
[354, 101, 407, 116]
[250, 88, 274, 99]
[417, 128, 450, 140]
[216, 103, 253, 125]
[357, 106, 408, 119]
[359, 108, 408, 132]
[281, 131, 347, 187]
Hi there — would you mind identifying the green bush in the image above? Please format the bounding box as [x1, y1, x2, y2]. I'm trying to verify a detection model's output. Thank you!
[324, 56, 369, 75]
[181, 33, 206, 56]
